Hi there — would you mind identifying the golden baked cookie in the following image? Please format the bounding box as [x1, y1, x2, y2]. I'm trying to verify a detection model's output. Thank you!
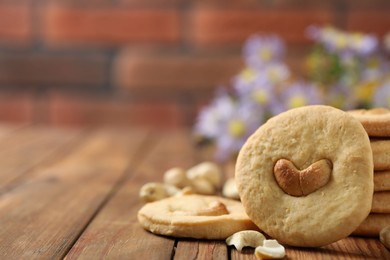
[371, 139, 390, 171]
[236, 105, 373, 247]
[372, 192, 390, 213]
[137, 195, 258, 239]
[353, 213, 390, 237]
[348, 108, 390, 137]
[375, 171, 390, 192]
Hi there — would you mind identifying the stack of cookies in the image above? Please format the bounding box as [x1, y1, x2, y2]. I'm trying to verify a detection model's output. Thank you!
[349, 108, 390, 236]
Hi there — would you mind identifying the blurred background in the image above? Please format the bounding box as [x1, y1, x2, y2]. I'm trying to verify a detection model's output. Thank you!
[0, 0, 389, 128]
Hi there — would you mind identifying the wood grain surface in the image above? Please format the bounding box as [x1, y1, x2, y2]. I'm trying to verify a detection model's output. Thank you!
[0, 125, 387, 260]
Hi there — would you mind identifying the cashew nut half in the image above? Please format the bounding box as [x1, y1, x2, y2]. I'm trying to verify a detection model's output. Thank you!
[139, 182, 180, 202]
[255, 239, 285, 259]
[226, 230, 266, 252]
[187, 162, 222, 188]
[380, 225, 390, 250]
[222, 178, 240, 200]
[274, 158, 332, 196]
[191, 177, 216, 195]
[163, 167, 191, 188]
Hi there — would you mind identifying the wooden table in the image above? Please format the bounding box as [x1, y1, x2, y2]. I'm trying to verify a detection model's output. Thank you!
[0, 125, 388, 259]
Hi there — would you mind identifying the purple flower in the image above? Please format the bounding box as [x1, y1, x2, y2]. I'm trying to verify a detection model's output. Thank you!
[243, 34, 285, 69]
[234, 63, 290, 110]
[306, 26, 378, 57]
[194, 88, 235, 138]
[280, 81, 324, 111]
[349, 32, 378, 56]
[236, 75, 275, 107]
[326, 83, 358, 110]
[373, 79, 390, 108]
[194, 89, 264, 161]
[233, 67, 259, 92]
[263, 62, 290, 83]
[361, 56, 390, 82]
[214, 103, 264, 161]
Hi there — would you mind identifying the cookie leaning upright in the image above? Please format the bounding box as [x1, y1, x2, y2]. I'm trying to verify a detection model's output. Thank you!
[235, 105, 374, 247]
[348, 107, 390, 236]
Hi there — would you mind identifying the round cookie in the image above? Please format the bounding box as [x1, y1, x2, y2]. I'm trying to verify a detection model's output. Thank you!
[371, 139, 390, 171]
[348, 108, 390, 137]
[374, 171, 390, 192]
[372, 192, 390, 213]
[137, 194, 258, 239]
[236, 105, 373, 247]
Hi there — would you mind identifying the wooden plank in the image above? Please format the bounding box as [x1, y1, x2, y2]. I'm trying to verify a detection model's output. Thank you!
[230, 236, 390, 259]
[64, 172, 175, 260]
[0, 123, 27, 139]
[65, 129, 198, 259]
[0, 128, 148, 259]
[0, 125, 82, 188]
[174, 240, 228, 260]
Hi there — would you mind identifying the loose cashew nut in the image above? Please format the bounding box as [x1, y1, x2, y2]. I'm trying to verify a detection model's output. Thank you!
[175, 186, 195, 196]
[226, 230, 266, 252]
[222, 178, 240, 200]
[255, 239, 286, 259]
[274, 158, 332, 196]
[191, 178, 216, 195]
[380, 225, 390, 250]
[163, 167, 190, 188]
[187, 162, 222, 188]
[139, 182, 180, 202]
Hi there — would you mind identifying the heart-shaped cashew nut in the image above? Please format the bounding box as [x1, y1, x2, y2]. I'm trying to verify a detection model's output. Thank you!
[273, 159, 332, 196]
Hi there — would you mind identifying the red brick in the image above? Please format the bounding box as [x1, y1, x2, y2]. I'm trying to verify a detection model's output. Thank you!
[43, 6, 180, 46]
[195, 0, 339, 8]
[0, 4, 31, 45]
[0, 53, 107, 87]
[114, 51, 243, 90]
[48, 93, 182, 128]
[190, 8, 334, 47]
[343, 0, 390, 8]
[346, 10, 390, 37]
[0, 92, 33, 123]
[119, 0, 183, 6]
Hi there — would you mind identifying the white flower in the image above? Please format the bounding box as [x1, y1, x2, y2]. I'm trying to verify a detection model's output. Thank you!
[280, 81, 324, 111]
[307, 25, 378, 57]
[243, 34, 285, 69]
[194, 89, 264, 161]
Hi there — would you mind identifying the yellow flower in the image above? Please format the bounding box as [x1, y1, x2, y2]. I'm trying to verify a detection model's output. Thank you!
[228, 120, 246, 137]
[288, 95, 307, 108]
[240, 68, 256, 82]
[251, 89, 269, 105]
[335, 35, 347, 49]
[258, 48, 273, 62]
[355, 81, 378, 103]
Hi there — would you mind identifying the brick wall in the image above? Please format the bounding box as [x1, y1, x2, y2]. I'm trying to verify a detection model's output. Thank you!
[0, 0, 389, 128]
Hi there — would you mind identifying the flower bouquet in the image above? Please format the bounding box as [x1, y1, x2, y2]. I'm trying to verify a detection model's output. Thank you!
[194, 26, 390, 162]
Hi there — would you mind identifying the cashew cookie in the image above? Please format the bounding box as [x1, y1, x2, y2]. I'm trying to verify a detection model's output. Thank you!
[348, 107, 390, 137]
[236, 105, 374, 247]
[137, 195, 258, 239]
